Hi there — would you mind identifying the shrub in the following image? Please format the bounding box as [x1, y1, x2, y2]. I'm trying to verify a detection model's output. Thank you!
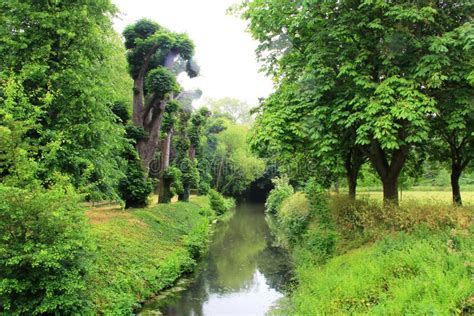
[302, 224, 339, 263]
[278, 192, 311, 245]
[208, 189, 235, 215]
[118, 159, 153, 208]
[265, 175, 294, 214]
[0, 185, 95, 314]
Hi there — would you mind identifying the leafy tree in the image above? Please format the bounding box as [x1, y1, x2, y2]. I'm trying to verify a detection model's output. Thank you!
[0, 76, 40, 189]
[428, 43, 474, 205]
[210, 118, 265, 196]
[0, 0, 128, 200]
[118, 127, 153, 208]
[240, 0, 473, 204]
[157, 100, 180, 203]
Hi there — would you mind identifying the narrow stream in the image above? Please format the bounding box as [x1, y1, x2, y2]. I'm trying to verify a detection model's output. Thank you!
[139, 203, 292, 316]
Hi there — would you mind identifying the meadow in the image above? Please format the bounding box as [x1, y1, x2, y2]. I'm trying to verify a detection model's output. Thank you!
[357, 190, 474, 206]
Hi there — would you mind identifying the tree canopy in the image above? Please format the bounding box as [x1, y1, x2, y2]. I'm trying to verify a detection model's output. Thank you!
[239, 0, 474, 204]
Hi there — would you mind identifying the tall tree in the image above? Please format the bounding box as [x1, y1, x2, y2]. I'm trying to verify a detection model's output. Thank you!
[430, 89, 473, 205]
[157, 100, 180, 203]
[177, 108, 209, 202]
[123, 19, 197, 172]
[207, 97, 254, 125]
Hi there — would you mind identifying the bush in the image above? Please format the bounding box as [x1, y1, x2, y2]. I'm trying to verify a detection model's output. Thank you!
[118, 159, 153, 208]
[278, 192, 311, 245]
[265, 176, 294, 214]
[208, 189, 235, 215]
[0, 185, 95, 314]
[302, 224, 339, 263]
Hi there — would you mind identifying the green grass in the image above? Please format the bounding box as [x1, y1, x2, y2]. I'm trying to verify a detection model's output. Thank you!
[357, 190, 474, 206]
[291, 228, 473, 315]
[270, 194, 473, 315]
[86, 196, 214, 314]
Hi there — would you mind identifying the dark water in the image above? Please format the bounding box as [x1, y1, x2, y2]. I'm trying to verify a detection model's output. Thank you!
[139, 203, 292, 316]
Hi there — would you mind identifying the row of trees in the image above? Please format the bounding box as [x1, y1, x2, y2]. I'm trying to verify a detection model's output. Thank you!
[0, 9, 264, 207]
[238, 0, 473, 205]
[120, 19, 265, 207]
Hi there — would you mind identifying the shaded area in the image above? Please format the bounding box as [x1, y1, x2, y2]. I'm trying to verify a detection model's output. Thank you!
[139, 203, 292, 315]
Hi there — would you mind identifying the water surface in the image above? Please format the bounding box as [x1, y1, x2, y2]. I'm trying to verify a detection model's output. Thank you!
[139, 203, 292, 316]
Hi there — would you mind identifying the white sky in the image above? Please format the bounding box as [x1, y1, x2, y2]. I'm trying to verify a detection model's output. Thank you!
[112, 0, 274, 106]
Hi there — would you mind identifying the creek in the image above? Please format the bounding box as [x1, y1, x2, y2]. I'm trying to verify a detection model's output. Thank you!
[139, 203, 292, 316]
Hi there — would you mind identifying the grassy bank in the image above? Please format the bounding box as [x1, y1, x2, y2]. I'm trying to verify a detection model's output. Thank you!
[266, 182, 473, 314]
[292, 225, 473, 314]
[86, 196, 215, 314]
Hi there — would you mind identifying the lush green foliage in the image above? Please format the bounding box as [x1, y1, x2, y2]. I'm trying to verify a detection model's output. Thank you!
[0, 0, 130, 200]
[202, 117, 265, 197]
[239, 0, 474, 204]
[208, 189, 235, 216]
[88, 196, 213, 314]
[265, 176, 294, 214]
[266, 186, 472, 314]
[118, 158, 153, 208]
[0, 185, 94, 314]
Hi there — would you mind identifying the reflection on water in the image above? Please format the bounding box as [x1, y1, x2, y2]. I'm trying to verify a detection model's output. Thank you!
[139, 203, 292, 316]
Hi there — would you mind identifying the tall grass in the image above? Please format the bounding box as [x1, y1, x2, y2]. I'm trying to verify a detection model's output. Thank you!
[271, 193, 473, 315]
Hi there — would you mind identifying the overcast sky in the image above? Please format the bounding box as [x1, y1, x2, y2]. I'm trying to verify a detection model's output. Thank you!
[112, 0, 274, 106]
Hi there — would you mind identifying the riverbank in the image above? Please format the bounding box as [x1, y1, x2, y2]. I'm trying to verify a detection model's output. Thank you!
[86, 196, 217, 314]
[265, 184, 473, 314]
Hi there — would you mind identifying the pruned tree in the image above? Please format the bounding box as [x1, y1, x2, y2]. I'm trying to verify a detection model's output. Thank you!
[123, 19, 197, 172]
[157, 100, 180, 203]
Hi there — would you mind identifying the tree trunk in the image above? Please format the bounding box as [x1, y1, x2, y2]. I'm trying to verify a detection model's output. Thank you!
[189, 145, 196, 160]
[158, 178, 173, 204]
[215, 156, 225, 191]
[368, 141, 408, 206]
[344, 147, 364, 200]
[334, 180, 339, 194]
[178, 184, 190, 202]
[381, 176, 398, 204]
[451, 164, 462, 206]
[137, 101, 166, 171]
[132, 48, 177, 173]
[158, 130, 173, 203]
[347, 173, 357, 199]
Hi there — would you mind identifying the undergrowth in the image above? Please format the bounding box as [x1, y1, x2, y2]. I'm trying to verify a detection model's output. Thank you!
[266, 185, 473, 315]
